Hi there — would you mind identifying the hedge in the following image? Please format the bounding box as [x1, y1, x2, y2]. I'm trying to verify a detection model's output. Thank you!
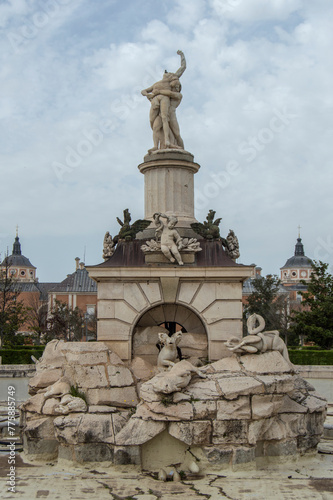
[0, 347, 45, 365]
[288, 349, 333, 365]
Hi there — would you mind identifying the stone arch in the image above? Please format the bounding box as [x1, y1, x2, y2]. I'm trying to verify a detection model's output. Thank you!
[131, 303, 208, 364]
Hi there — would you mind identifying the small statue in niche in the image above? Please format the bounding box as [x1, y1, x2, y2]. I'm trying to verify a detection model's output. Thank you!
[154, 212, 184, 265]
[103, 231, 115, 260]
[191, 209, 222, 240]
[157, 331, 182, 370]
[221, 229, 240, 261]
[224, 313, 291, 363]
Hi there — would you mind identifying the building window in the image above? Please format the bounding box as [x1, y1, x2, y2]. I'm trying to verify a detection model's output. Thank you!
[291, 271, 297, 277]
[86, 305, 96, 316]
[20, 270, 26, 277]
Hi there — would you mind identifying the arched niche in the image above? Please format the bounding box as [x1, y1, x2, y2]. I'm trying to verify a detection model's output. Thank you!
[132, 303, 208, 364]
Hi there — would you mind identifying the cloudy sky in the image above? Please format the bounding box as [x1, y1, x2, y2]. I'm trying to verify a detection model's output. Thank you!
[1, 0, 332, 282]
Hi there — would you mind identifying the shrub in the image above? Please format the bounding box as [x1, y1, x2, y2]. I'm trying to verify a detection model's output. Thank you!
[288, 349, 333, 365]
[0, 347, 45, 364]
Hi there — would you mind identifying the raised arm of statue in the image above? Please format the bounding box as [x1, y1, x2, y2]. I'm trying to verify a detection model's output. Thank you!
[174, 50, 186, 78]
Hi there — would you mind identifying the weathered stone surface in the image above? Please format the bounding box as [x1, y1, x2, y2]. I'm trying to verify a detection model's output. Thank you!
[44, 377, 71, 399]
[217, 397, 251, 420]
[178, 332, 208, 359]
[64, 351, 109, 366]
[36, 339, 66, 369]
[42, 397, 61, 415]
[115, 418, 166, 445]
[60, 341, 109, 354]
[209, 356, 242, 373]
[54, 414, 82, 444]
[169, 421, 212, 445]
[25, 416, 55, 440]
[113, 445, 141, 465]
[139, 381, 162, 403]
[173, 391, 191, 403]
[107, 365, 134, 387]
[55, 396, 87, 414]
[255, 375, 295, 394]
[112, 412, 131, 436]
[73, 365, 108, 389]
[192, 400, 217, 419]
[232, 446, 256, 464]
[265, 439, 298, 457]
[301, 395, 327, 413]
[134, 403, 180, 421]
[251, 394, 284, 419]
[130, 356, 157, 381]
[186, 378, 221, 400]
[88, 405, 118, 413]
[277, 395, 308, 414]
[87, 387, 138, 407]
[146, 401, 193, 420]
[23, 435, 58, 459]
[77, 414, 113, 443]
[217, 376, 264, 400]
[29, 369, 63, 393]
[21, 393, 45, 414]
[213, 420, 248, 444]
[240, 351, 293, 374]
[108, 351, 125, 365]
[203, 446, 233, 464]
[74, 443, 113, 463]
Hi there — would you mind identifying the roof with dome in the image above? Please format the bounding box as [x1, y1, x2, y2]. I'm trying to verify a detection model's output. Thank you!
[280, 237, 312, 269]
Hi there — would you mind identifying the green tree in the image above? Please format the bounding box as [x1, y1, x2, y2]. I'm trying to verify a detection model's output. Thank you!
[244, 274, 289, 337]
[46, 300, 84, 342]
[0, 256, 28, 346]
[25, 294, 48, 345]
[290, 261, 333, 349]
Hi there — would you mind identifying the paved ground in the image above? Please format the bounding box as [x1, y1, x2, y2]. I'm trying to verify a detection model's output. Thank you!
[0, 444, 332, 500]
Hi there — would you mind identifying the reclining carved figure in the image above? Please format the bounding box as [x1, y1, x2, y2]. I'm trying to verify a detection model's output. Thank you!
[153, 359, 206, 394]
[225, 313, 291, 363]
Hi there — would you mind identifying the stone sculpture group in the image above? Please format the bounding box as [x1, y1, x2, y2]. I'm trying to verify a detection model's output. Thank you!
[142, 50, 186, 152]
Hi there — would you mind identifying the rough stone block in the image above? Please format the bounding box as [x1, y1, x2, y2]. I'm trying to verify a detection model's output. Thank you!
[42, 397, 61, 415]
[146, 401, 193, 420]
[114, 445, 141, 465]
[240, 351, 293, 374]
[297, 434, 321, 452]
[25, 416, 55, 440]
[209, 356, 242, 372]
[217, 376, 264, 400]
[265, 439, 298, 457]
[192, 400, 217, 419]
[86, 386, 138, 407]
[217, 396, 251, 420]
[107, 365, 134, 387]
[169, 421, 212, 445]
[73, 365, 108, 390]
[29, 369, 63, 393]
[203, 446, 233, 465]
[64, 351, 109, 365]
[54, 414, 81, 444]
[21, 393, 45, 413]
[88, 405, 118, 413]
[76, 414, 113, 443]
[232, 446, 256, 465]
[255, 375, 295, 394]
[112, 412, 131, 436]
[203, 301, 242, 323]
[115, 418, 166, 446]
[277, 395, 308, 414]
[212, 420, 248, 444]
[186, 379, 221, 400]
[23, 435, 58, 460]
[251, 394, 284, 419]
[74, 443, 113, 463]
[301, 395, 327, 413]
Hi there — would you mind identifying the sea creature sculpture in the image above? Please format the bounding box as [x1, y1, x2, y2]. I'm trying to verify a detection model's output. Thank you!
[157, 331, 182, 370]
[225, 313, 291, 363]
[191, 209, 222, 240]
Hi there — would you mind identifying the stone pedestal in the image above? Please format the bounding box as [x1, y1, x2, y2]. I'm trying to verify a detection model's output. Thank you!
[138, 149, 200, 238]
[87, 240, 254, 362]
